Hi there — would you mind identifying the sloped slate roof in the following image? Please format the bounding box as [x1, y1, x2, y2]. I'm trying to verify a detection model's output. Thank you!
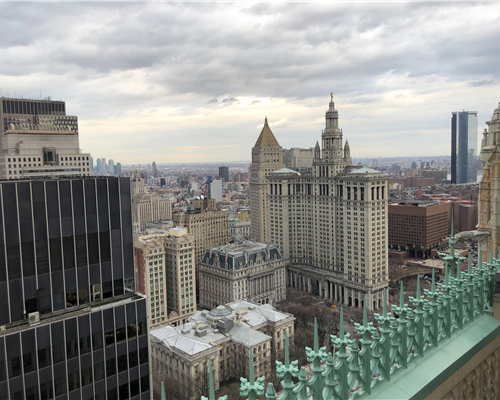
[254, 120, 280, 147]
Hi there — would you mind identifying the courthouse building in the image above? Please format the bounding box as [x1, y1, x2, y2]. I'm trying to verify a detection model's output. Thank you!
[150, 301, 294, 399]
[198, 241, 286, 309]
[250, 99, 389, 310]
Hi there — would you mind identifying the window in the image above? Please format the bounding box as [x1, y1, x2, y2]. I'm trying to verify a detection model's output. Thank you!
[119, 349, 135, 373]
[94, 361, 105, 381]
[106, 357, 116, 376]
[55, 376, 67, 396]
[8, 356, 21, 378]
[105, 329, 115, 347]
[92, 332, 103, 350]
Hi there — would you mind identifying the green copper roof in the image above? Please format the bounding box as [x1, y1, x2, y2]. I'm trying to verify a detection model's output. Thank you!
[348, 166, 381, 174]
[271, 167, 300, 174]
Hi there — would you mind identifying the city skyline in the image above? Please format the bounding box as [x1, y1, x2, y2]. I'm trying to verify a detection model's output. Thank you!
[1, 3, 499, 163]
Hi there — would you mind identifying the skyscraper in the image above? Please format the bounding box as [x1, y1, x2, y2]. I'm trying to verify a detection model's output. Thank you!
[0, 176, 151, 399]
[451, 110, 478, 184]
[152, 161, 157, 178]
[252, 100, 389, 310]
[96, 158, 102, 173]
[249, 118, 284, 242]
[218, 166, 229, 182]
[0, 97, 91, 180]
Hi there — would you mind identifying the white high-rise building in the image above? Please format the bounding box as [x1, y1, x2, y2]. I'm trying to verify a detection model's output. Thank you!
[0, 97, 91, 179]
[210, 179, 223, 202]
[250, 99, 389, 310]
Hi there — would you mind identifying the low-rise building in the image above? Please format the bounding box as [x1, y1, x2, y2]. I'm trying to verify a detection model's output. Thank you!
[199, 241, 287, 309]
[150, 301, 295, 399]
[134, 227, 196, 327]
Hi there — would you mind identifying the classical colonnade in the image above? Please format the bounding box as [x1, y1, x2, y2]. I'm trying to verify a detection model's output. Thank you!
[287, 269, 383, 310]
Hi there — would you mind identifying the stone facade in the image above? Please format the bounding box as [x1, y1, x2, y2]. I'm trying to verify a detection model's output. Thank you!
[479, 102, 500, 260]
[438, 346, 500, 400]
[258, 101, 389, 310]
[151, 301, 294, 399]
[134, 227, 196, 327]
[131, 172, 172, 234]
[199, 241, 287, 309]
[229, 218, 251, 241]
[0, 98, 91, 179]
[283, 147, 315, 171]
[249, 118, 284, 243]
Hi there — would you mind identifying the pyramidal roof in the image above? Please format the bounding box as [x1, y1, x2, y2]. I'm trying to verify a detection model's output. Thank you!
[254, 117, 280, 147]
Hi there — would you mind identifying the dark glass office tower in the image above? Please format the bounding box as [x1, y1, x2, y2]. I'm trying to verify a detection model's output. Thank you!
[0, 177, 151, 400]
[451, 111, 478, 184]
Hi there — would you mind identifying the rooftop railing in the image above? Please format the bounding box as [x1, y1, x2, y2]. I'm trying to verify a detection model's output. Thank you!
[158, 236, 499, 400]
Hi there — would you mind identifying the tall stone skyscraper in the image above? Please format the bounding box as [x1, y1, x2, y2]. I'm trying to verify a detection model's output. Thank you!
[249, 117, 284, 242]
[479, 102, 500, 259]
[261, 99, 389, 310]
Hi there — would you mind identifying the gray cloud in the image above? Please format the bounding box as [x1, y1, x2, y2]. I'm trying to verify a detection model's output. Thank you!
[0, 3, 499, 162]
[469, 79, 496, 87]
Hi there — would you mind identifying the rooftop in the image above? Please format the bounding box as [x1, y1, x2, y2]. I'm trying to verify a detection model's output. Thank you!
[271, 167, 300, 175]
[348, 166, 382, 174]
[201, 241, 282, 270]
[254, 118, 280, 147]
[151, 301, 294, 356]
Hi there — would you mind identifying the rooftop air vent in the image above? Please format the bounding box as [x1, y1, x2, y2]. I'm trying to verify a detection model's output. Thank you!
[28, 311, 40, 325]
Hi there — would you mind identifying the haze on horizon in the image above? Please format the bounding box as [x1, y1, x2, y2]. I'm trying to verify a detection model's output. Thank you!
[1, 2, 499, 164]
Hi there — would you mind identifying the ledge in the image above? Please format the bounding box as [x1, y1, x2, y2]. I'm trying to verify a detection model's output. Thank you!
[357, 313, 500, 400]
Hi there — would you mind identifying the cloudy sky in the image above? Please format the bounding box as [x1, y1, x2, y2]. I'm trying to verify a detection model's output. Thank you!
[1, 2, 499, 164]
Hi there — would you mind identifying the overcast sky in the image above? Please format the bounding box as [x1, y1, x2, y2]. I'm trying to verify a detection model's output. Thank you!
[1, 2, 499, 165]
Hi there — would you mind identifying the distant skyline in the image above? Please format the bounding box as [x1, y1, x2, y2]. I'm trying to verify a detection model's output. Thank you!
[1, 3, 499, 164]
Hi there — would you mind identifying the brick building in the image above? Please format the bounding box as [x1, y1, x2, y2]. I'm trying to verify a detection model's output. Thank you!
[388, 200, 451, 258]
[458, 203, 479, 232]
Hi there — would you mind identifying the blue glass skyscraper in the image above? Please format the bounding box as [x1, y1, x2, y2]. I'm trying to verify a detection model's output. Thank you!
[451, 111, 478, 184]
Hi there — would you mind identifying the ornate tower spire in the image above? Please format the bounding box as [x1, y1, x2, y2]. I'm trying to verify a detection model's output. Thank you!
[314, 140, 320, 159]
[321, 98, 343, 160]
[344, 139, 351, 162]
